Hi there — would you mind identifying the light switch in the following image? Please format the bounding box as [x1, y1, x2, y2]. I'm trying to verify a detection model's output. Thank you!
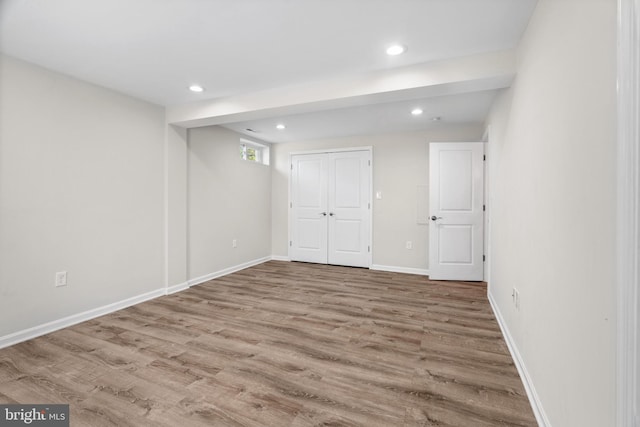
[376, 191, 382, 200]
[55, 271, 67, 287]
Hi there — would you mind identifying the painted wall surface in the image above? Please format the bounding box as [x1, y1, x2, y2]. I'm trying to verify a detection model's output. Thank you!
[271, 125, 483, 270]
[188, 126, 272, 280]
[0, 55, 165, 337]
[485, 0, 616, 425]
[166, 124, 188, 288]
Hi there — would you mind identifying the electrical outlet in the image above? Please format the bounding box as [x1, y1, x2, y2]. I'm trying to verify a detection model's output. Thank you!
[405, 241, 412, 250]
[55, 271, 67, 287]
[232, 239, 237, 248]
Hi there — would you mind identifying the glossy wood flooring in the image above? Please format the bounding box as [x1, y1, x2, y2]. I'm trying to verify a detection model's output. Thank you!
[0, 261, 536, 426]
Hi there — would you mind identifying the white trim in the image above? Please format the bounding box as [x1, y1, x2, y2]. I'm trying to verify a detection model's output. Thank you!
[617, 0, 640, 425]
[370, 264, 429, 276]
[482, 126, 491, 284]
[188, 256, 271, 287]
[164, 124, 169, 291]
[287, 151, 292, 262]
[368, 150, 374, 268]
[289, 146, 374, 156]
[488, 292, 551, 427]
[239, 138, 269, 149]
[271, 255, 291, 262]
[0, 288, 165, 350]
[166, 281, 189, 295]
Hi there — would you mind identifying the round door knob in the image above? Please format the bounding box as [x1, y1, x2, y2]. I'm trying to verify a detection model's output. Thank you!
[431, 215, 443, 221]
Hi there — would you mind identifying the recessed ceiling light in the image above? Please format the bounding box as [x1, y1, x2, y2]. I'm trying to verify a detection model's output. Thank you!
[431, 116, 442, 121]
[189, 85, 204, 93]
[411, 108, 423, 116]
[386, 44, 406, 56]
[276, 124, 286, 130]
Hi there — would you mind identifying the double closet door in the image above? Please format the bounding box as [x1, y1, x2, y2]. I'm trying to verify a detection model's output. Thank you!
[290, 150, 371, 268]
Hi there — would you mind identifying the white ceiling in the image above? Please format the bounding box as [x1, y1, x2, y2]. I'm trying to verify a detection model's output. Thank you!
[0, 0, 537, 142]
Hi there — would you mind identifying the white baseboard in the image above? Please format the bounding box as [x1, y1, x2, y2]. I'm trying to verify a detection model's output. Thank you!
[166, 281, 189, 295]
[188, 256, 272, 287]
[488, 291, 550, 427]
[370, 264, 429, 276]
[270, 255, 290, 262]
[0, 288, 165, 350]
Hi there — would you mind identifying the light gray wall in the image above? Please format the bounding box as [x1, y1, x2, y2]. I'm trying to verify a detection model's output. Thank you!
[166, 124, 188, 287]
[188, 126, 272, 280]
[485, 0, 616, 425]
[0, 55, 166, 337]
[271, 125, 484, 270]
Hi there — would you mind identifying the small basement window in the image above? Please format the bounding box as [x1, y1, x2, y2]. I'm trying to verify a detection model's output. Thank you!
[240, 139, 270, 165]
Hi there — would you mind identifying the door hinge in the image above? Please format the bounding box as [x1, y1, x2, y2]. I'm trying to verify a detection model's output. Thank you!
[483, 204, 486, 211]
[368, 246, 370, 253]
[483, 155, 486, 161]
[291, 164, 293, 170]
[483, 255, 486, 262]
[290, 241, 292, 247]
[368, 202, 370, 209]
[290, 202, 292, 208]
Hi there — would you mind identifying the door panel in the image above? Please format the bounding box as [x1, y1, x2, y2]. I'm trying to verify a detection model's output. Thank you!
[429, 143, 484, 281]
[290, 154, 328, 264]
[297, 219, 324, 250]
[439, 150, 473, 211]
[333, 157, 361, 207]
[328, 151, 370, 267]
[297, 159, 323, 207]
[333, 219, 362, 253]
[438, 225, 473, 264]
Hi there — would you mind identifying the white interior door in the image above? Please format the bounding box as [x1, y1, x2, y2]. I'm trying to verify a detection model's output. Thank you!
[428, 142, 484, 281]
[327, 151, 371, 267]
[290, 154, 328, 264]
[290, 150, 371, 268]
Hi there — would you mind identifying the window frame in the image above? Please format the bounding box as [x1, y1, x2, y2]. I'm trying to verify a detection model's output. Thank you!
[240, 138, 270, 165]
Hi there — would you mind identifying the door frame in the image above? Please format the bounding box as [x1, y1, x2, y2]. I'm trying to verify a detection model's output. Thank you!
[482, 126, 491, 284]
[288, 146, 373, 267]
[617, 0, 639, 425]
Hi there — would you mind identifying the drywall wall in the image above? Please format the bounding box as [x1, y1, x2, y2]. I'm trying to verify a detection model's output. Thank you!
[271, 125, 484, 271]
[0, 55, 165, 338]
[188, 126, 272, 280]
[166, 124, 188, 289]
[485, 0, 617, 425]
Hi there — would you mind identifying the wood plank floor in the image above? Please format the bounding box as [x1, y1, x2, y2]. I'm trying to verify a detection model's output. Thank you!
[0, 261, 536, 426]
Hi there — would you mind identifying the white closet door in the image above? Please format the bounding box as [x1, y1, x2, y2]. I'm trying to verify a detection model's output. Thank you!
[290, 154, 328, 264]
[327, 151, 371, 267]
[290, 150, 371, 268]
